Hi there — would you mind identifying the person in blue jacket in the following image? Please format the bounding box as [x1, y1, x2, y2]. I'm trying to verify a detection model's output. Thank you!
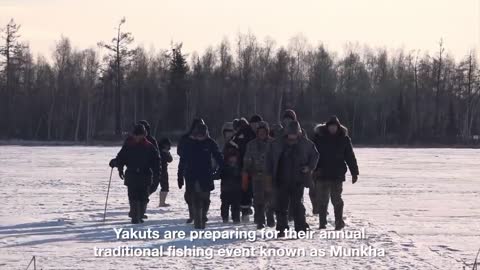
[179, 122, 224, 229]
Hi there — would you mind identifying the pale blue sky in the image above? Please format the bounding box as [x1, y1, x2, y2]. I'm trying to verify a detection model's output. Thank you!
[0, 0, 478, 59]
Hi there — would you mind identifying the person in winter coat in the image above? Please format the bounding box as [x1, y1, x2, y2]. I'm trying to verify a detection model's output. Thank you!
[312, 116, 359, 230]
[179, 123, 224, 229]
[109, 120, 161, 220]
[114, 124, 161, 224]
[229, 116, 261, 222]
[220, 144, 242, 223]
[279, 109, 311, 221]
[243, 121, 275, 229]
[265, 120, 319, 236]
[158, 138, 173, 207]
[177, 118, 205, 223]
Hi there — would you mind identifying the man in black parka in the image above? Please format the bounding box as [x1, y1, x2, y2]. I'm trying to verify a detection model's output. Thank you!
[115, 124, 161, 224]
[312, 116, 359, 230]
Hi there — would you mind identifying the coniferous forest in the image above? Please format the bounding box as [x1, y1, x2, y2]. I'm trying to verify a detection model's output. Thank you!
[1, 18, 479, 145]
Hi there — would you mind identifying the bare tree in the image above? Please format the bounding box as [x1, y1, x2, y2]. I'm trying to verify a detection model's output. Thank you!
[98, 17, 135, 136]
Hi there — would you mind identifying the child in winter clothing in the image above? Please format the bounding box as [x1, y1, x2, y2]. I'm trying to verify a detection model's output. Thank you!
[158, 138, 173, 207]
[220, 144, 242, 223]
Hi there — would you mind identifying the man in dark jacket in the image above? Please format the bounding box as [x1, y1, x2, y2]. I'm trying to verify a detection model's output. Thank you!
[177, 118, 205, 223]
[138, 120, 162, 215]
[180, 123, 224, 229]
[115, 124, 161, 224]
[312, 116, 359, 230]
[158, 138, 173, 207]
[265, 121, 319, 236]
[279, 109, 309, 221]
[109, 120, 161, 219]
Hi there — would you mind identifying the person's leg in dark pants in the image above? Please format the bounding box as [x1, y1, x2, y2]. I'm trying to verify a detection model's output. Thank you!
[330, 181, 344, 230]
[292, 184, 308, 232]
[138, 184, 149, 222]
[253, 177, 266, 228]
[240, 187, 253, 222]
[204, 193, 210, 223]
[184, 191, 194, 223]
[128, 186, 144, 224]
[231, 191, 241, 223]
[309, 180, 318, 215]
[192, 191, 203, 229]
[220, 192, 231, 222]
[287, 195, 294, 222]
[275, 187, 289, 236]
[316, 181, 331, 229]
[193, 191, 210, 229]
[202, 191, 211, 228]
[265, 190, 275, 227]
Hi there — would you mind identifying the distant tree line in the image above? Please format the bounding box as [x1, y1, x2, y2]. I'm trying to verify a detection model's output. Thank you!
[1, 18, 479, 145]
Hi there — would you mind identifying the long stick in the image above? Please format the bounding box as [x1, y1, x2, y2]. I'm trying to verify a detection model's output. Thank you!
[103, 168, 114, 222]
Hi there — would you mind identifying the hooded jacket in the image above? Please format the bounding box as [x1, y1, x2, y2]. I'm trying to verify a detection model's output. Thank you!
[312, 120, 359, 181]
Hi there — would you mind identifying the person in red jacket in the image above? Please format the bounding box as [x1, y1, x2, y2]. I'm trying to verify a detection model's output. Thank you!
[115, 124, 161, 224]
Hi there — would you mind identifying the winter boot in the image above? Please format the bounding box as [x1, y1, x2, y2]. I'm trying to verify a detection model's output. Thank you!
[186, 200, 194, 223]
[319, 204, 328, 229]
[159, 191, 170, 207]
[232, 206, 241, 223]
[142, 202, 148, 220]
[193, 205, 204, 229]
[334, 205, 345, 230]
[130, 201, 141, 224]
[204, 200, 210, 223]
[138, 201, 146, 223]
[254, 204, 266, 228]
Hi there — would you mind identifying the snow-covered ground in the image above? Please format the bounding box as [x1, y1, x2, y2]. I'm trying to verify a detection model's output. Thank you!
[0, 146, 479, 269]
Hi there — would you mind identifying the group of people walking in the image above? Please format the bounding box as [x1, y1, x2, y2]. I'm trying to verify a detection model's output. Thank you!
[109, 109, 359, 236]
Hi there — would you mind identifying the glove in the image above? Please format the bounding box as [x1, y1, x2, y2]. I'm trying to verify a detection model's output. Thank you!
[118, 169, 124, 180]
[178, 175, 184, 189]
[241, 173, 249, 192]
[352, 175, 358, 184]
[109, 158, 117, 168]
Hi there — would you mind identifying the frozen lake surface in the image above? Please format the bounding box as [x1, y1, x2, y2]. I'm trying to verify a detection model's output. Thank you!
[0, 146, 479, 269]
